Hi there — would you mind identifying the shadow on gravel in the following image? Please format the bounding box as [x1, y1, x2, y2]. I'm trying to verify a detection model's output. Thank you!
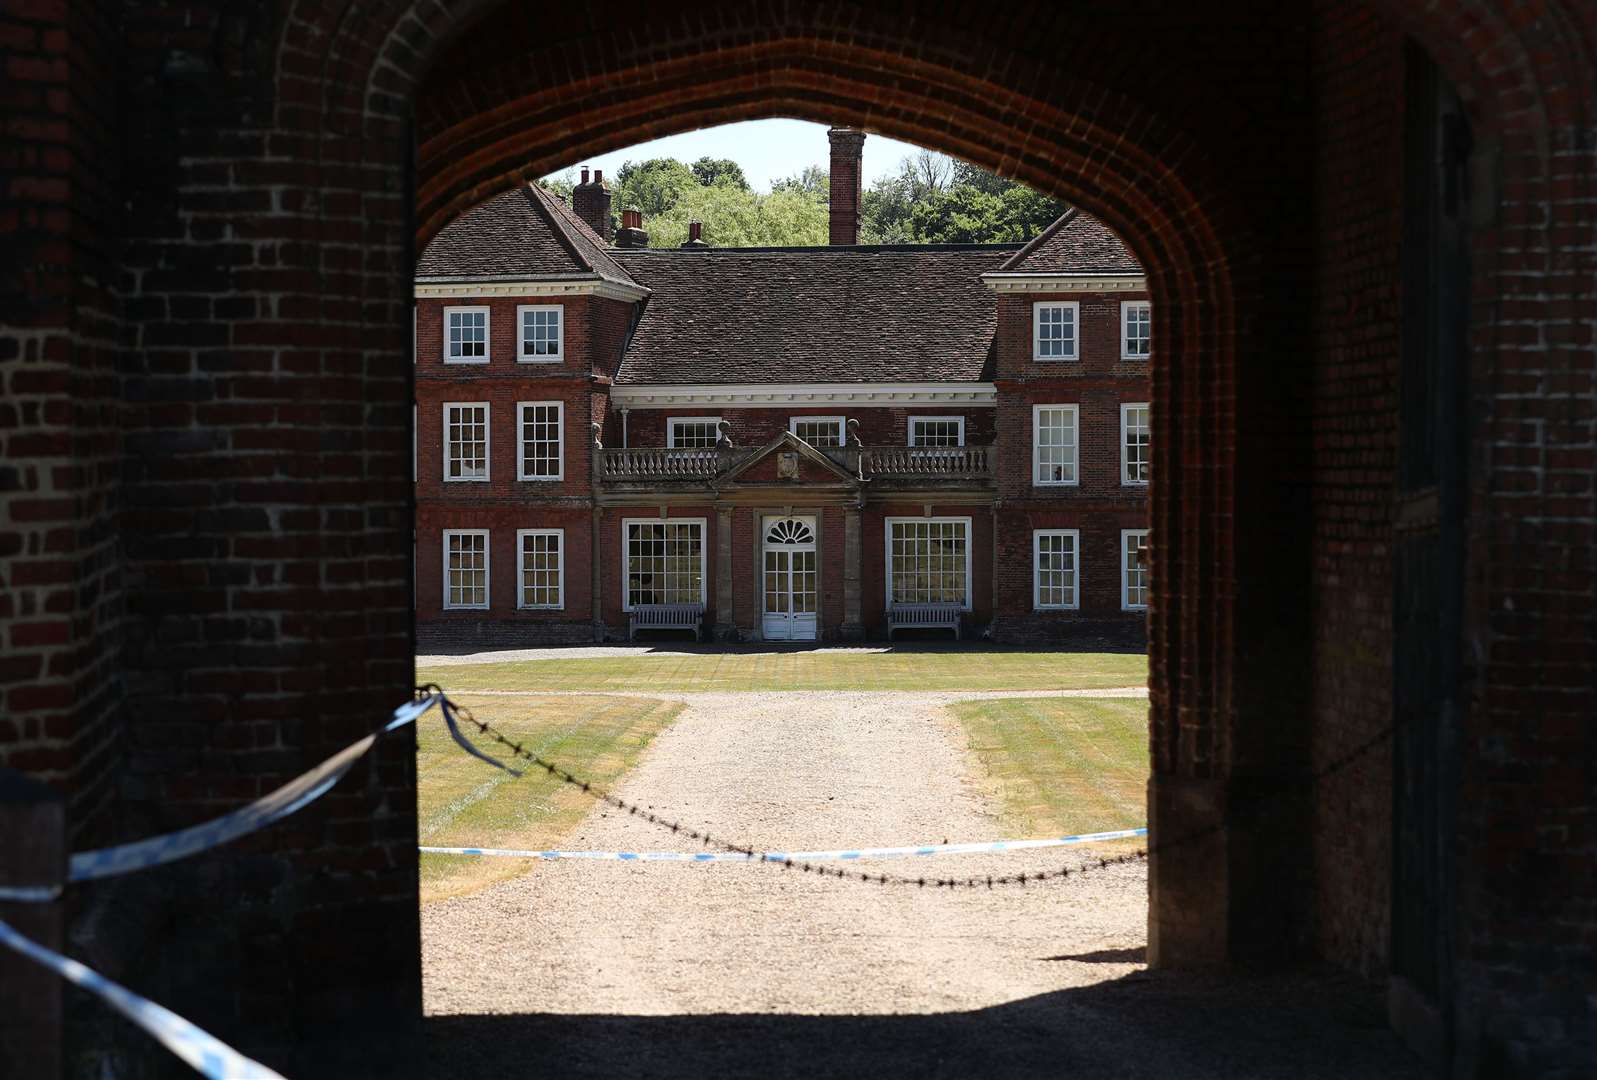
[1041, 946, 1147, 964]
[396, 969, 1424, 1080]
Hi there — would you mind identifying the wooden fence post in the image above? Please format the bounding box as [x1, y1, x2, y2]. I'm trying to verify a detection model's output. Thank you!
[0, 767, 65, 1079]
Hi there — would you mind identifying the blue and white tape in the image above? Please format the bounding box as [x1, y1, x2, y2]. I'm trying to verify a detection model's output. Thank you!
[421, 827, 1148, 862]
[0, 917, 286, 1079]
[68, 693, 441, 883]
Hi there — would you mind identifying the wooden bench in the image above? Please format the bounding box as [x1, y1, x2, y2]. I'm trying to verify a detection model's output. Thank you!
[628, 602, 705, 641]
[886, 602, 963, 640]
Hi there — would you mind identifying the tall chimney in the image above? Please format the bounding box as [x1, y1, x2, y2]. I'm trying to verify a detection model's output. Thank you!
[572, 167, 613, 243]
[827, 127, 866, 245]
[615, 206, 649, 248]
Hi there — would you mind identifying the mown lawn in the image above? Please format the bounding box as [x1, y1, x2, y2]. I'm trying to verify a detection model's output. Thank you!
[417, 693, 683, 903]
[946, 696, 1148, 838]
[418, 648, 1147, 694]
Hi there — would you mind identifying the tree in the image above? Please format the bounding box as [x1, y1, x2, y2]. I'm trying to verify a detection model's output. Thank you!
[904, 148, 954, 199]
[690, 156, 750, 190]
[646, 183, 827, 248]
[770, 165, 829, 199]
[542, 169, 578, 201]
[614, 158, 697, 217]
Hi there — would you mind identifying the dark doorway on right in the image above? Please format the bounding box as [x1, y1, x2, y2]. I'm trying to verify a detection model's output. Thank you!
[1389, 37, 1471, 1072]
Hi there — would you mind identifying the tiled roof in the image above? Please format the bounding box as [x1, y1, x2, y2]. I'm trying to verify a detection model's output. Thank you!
[610, 246, 1019, 384]
[993, 209, 1143, 274]
[415, 184, 637, 288]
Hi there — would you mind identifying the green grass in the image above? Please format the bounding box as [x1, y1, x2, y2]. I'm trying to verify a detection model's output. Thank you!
[418, 649, 1147, 694]
[947, 697, 1148, 838]
[417, 693, 683, 903]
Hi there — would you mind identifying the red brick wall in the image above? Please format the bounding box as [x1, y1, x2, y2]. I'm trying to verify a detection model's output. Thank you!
[1305, 3, 1403, 981]
[414, 506, 593, 647]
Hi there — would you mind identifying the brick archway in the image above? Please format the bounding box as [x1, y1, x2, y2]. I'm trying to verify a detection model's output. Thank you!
[397, 6, 1261, 968]
[4, 1, 1592, 1074]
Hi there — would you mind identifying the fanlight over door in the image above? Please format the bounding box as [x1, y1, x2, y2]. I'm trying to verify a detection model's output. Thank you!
[762, 517, 817, 641]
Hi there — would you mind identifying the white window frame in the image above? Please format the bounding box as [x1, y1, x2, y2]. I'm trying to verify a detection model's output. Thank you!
[621, 517, 708, 612]
[1033, 529, 1082, 611]
[1121, 300, 1151, 359]
[883, 516, 974, 611]
[666, 416, 724, 448]
[1121, 402, 1151, 487]
[787, 415, 847, 446]
[442, 529, 490, 611]
[516, 304, 564, 362]
[1032, 300, 1080, 361]
[1032, 404, 1080, 487]
[515, 528, 565, 610]
[907, 415, 966, 447]
[516, 400, 565, 481]
[443, 305, 490, 364]
[442, 401, 490, 483]
[1121, 528, 1150, 611]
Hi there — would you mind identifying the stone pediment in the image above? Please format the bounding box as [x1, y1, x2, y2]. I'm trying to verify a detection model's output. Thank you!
[718, 431, 860, 489]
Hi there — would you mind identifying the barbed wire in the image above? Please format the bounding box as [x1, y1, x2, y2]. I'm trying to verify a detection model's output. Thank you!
[419, 684, 1403, 892]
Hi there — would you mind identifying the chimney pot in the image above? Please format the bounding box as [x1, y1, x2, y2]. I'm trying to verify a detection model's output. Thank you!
[615, 206, 650, 248]
[594, 169, 603, 183]
[581, 167, 590, 184]
[680, 220, 709, 248]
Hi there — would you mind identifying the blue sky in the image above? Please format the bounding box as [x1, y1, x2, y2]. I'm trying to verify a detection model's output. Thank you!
[541, 119, 929, 193]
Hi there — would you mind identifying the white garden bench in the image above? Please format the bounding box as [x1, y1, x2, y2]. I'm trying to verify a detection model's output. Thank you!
[628, 602, 706, 641]
[886, 602, 963, 640]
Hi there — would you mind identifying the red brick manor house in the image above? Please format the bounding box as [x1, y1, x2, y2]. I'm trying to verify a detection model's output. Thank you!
[415, 129, 1150, 647]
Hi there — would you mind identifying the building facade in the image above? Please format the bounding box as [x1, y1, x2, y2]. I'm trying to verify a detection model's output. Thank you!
[414, 130, 1150, 648]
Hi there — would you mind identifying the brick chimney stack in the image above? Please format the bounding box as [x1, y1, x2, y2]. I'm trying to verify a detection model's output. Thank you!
[827, 127, 866, 245]
[615, 207, 649, 248]
[572, 167, 613, 242]
[680, 221, 708, 248]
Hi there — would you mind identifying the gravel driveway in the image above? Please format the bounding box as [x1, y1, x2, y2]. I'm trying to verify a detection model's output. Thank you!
[417, 691, 1423, 1079]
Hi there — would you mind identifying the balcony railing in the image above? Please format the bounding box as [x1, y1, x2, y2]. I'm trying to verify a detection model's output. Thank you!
[596, 444, 994, 484]
[858, 446, 992, 480]
[597, 447, 728, 481]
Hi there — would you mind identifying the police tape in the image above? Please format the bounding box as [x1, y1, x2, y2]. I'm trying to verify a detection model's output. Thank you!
[66, 693, 441, 883]
[420, 827, 1149, 862]
[0, 917, 286, 1079]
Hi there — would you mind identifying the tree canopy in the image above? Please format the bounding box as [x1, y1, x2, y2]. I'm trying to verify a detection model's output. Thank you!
[548, 148, 1065, 248]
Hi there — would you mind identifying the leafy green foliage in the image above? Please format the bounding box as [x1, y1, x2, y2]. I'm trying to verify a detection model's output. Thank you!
[591, 148, 1064, 248]
[690, 156, 750, 190]
[614, 158, 697, 217]
[647, 183, 827, 248]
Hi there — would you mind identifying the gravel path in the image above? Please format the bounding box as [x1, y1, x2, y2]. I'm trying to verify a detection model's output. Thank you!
[417, 691, 1423, 1079]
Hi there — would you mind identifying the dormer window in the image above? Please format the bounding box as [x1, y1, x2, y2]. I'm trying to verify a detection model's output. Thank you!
[789, 416, 846, 447]
[444, 306, 489, 363]
[518, 305, 563, 361]
[667, 417, 723, 448]
[1032, 301, 1079, 361]
[908, 416, 965, 447]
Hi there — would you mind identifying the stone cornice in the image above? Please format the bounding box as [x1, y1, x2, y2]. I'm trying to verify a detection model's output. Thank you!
[414, 275, 650, 302]
[609, 382, 997, 408]
[980, 273, 1147, 293]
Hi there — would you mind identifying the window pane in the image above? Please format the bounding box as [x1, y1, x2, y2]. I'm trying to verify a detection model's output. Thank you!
[520, 403, 562, 478]
[1033, 407, 1077, 484]
[888, 520, 968, 606]
[522, 308, 561, 357]
[520, 531, 561, 607]
[446, 404, 488, 479]
[670, 421, 721, 448]
[627, 521, 704, 606]
[1123, 405, 1150, 484]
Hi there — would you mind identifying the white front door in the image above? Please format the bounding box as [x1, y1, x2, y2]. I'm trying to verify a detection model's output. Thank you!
[762, 517, 818, 641]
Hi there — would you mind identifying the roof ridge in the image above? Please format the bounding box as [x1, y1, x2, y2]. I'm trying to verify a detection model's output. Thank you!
[995, 207, 1079, 271]
[522, 183, 598, 276]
